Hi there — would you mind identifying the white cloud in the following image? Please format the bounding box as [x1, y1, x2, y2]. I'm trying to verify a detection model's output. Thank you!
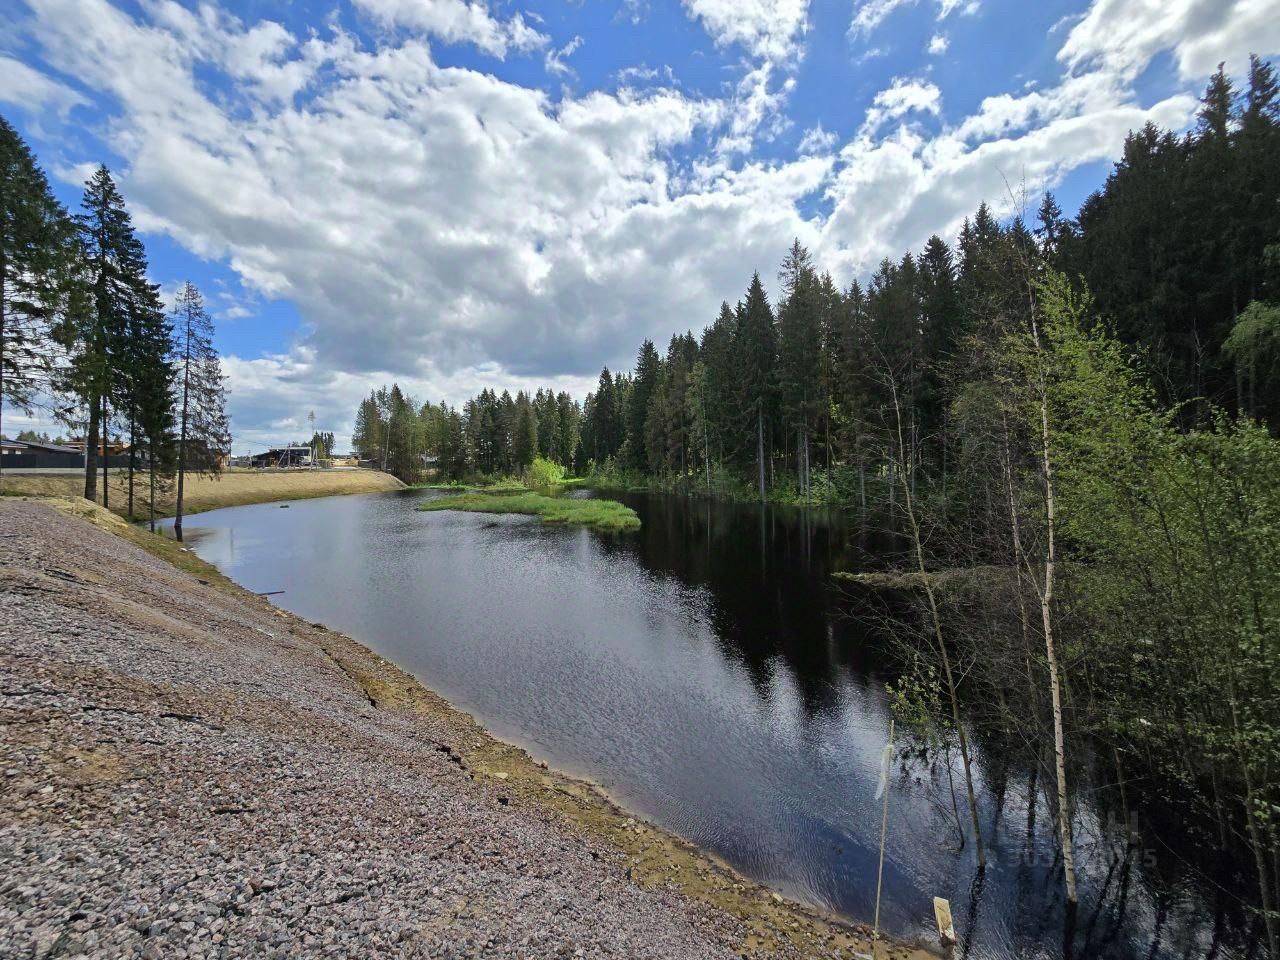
[545, 35, 583, 78]
[351, 0, 548, 58]
[221, 348, 599, 454]
[927, 33, 948, 55]
[819, 90, 1196, 281]
[850, 0, 973, 38]
[849, 0, 909, 36]
[0, 54, 86, 115]
[11, 0, 1275, 448]
[859, 77, 942, 136]
[798, 123, 837, 155]
[680, 0, 810, 152]
[1059, 0, 1280, 81]
[19, 0, 816, 421]
[681, 0, 809, 65]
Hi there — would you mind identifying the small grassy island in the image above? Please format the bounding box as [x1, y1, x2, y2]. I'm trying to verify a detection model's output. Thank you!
[418, 491, 640, 532]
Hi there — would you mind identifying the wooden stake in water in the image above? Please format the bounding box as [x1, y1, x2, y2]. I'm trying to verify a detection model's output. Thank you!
[872, 718, 895, 958]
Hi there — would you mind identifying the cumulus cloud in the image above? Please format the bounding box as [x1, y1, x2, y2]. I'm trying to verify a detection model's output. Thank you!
[1059, 0, 1280, 80]
[222, 348, 598, 453]
[859, 77, 942, 136]
[545, 35, 583, 78]
[927, 33, 949, 55]
[9, 0, 1273, 447]
[679, 1, 810, 153]
[681, 0, 809, 65]
[0, 54, 85, 115]
[351, 0, 547, 58]
[798, 123, 837, 155]
[850, 0, 973, 38]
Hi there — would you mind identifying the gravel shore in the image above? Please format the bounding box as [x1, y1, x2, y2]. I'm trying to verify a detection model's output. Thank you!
[0, 498, 933, 960]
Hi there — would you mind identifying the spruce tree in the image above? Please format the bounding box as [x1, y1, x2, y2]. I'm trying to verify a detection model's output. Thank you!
[118, 235, 173, 518]
[777, 240, 822, 496]
[171, 282, 230, 542]
[129, 282, 175, 529]
[736, 272, 776, 499]
[73, 166, 142, 506]
[628, 339, 661, 472]
[513, 391, 538, 470]
[0, 117, 79, 484]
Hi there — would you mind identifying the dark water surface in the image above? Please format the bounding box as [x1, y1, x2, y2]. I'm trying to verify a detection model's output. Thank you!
[160, 489, 1256, 959]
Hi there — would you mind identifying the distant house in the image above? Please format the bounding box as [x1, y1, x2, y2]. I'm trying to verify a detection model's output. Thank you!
[1, 439, 87, 468]
[250, 446, 313, 468]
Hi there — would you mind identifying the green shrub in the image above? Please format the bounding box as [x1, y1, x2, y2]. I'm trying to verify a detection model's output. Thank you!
[525, 457, 565, 488]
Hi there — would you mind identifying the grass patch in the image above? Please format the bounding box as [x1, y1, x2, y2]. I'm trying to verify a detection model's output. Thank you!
[410, 478, 530, 495]
[418, 491, 640, 531]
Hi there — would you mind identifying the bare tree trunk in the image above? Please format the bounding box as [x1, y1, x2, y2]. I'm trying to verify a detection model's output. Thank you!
[858, 452, 866, 512]
[0, 242, 6, 488]
[100, 396, 109, 510]
[85, 399, 99, 502]
[887, 372, 985, 868]
[174, 307, 192, 543]
[1036, 369, 1078, 906]
[148, 455, 156, 533]
[127, 410, 136, 519]
[756, 406, 766, 501]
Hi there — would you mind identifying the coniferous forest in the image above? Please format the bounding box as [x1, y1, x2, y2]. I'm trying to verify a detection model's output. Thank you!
[353, 59, 1280, 947]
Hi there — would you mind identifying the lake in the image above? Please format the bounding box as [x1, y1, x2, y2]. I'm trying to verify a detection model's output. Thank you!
[159, 488, 1256, 959]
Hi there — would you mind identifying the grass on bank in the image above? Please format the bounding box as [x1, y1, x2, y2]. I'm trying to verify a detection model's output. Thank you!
[418, 491, 640, 531]
[0, 467, 404, 521]
[411, 479, 530, 495]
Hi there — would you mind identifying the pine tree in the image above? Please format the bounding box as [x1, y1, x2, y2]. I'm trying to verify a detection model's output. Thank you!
[383, 384, 421, 482]
[1033, 192, 1069, 261]
[736, 272, 776, 499]
[556, 391, 581, 471]
[72, 166, 145, 506]
[128, 282, 175, 529]
[352, 392, 385, 462]
[171, 282, 230, 542]
[777, 240, 822, 496]
[115, 232, 173, 518]
[700, 302, 739, 475]
[513, 391, 538, 470]
[0, 118, 80, 484]
[628, 339, 661, 472]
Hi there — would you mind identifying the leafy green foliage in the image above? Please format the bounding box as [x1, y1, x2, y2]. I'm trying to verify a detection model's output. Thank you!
[525, 456, 564, 487]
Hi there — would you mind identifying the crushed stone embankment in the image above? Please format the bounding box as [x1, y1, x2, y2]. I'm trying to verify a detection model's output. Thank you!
[0, 498, 933, 959]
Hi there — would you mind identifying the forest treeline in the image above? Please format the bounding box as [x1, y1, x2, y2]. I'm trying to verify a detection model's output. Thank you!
[357, 60, 1278, 501]
[0, 117, 230, 539]
[353, 60, 1280, 947]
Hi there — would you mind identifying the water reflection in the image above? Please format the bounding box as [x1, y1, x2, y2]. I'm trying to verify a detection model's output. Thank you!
[162, 489, 1259, 960]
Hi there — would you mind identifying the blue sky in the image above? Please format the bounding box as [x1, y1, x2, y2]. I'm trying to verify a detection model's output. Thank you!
[2, 0, 1276, 452]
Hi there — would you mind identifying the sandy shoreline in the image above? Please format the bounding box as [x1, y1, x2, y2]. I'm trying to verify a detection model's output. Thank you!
[0, 495, 934, 959]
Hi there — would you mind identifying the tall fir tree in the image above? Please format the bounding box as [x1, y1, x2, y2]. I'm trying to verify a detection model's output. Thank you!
[628, 339, 661, 472]
[0, 117, 79, 483]
[736, 272, 776, 499]
[171, 282, 230, 542]
[73, 166, 145, 506]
